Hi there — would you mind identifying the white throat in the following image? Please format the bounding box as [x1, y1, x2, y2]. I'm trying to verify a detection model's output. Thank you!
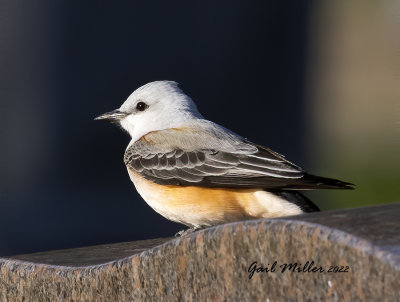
[120, 111, 202, 143]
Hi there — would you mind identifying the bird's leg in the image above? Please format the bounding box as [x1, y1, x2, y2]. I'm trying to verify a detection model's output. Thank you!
[174, 227, 201, 237]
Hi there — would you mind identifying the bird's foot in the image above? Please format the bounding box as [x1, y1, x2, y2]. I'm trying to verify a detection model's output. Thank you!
[175, 227, 201, 237]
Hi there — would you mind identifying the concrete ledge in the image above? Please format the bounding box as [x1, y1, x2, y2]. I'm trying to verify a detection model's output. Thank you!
[1, 203, 400, 301]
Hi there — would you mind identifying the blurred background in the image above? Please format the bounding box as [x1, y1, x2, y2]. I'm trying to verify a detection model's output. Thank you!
[1, 0, 399, 256]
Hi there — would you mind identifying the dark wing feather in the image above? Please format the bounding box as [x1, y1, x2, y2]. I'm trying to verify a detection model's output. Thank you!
[124, 142, 354, 190]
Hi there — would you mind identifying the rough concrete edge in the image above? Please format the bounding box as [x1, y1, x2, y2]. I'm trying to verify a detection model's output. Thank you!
[1, 217, 398, 273]
[247, 218, 400, 270]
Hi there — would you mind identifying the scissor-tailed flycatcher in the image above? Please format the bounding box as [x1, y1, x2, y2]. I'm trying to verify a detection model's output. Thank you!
[95, 81, 353, 236]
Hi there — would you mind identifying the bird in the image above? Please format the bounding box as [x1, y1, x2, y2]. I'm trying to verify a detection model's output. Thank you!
[95, 81, 353, 236]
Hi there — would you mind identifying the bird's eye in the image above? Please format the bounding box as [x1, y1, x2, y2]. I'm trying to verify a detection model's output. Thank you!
[136, 101, 148, 112]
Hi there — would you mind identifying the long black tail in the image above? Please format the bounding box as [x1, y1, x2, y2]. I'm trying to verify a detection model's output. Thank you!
[283, 173, 355, 190]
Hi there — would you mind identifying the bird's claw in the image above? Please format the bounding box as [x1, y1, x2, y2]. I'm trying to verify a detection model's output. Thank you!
[175, 227, 200, 237]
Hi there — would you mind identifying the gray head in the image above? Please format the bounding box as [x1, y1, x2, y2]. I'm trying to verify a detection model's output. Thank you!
[95, 81, 203, 141]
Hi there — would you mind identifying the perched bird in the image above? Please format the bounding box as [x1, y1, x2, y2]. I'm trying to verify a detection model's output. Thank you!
[95, 81, 353, 236]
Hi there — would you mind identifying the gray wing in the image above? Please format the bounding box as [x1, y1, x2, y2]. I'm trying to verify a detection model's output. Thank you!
[124, 124, 354, 190]
[124, 142, 310, 189]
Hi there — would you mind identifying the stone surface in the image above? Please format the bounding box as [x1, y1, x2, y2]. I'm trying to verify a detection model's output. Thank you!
[1, 202, 400, 301]
[9, 238, 172, 267]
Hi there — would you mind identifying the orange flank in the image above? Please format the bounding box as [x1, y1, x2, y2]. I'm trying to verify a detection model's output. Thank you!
[127, 169, 303, 228]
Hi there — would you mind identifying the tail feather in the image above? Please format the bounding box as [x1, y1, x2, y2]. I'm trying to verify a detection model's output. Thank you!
[272, 191, 320, 213]
[303, 174, 354, 190]
[283, 173, 355, 190]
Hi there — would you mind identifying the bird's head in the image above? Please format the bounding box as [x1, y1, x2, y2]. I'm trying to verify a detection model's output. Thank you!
[95, 81, 203, 141]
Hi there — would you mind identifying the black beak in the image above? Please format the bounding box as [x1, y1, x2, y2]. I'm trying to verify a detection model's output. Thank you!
[94, 109, 128, 122]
